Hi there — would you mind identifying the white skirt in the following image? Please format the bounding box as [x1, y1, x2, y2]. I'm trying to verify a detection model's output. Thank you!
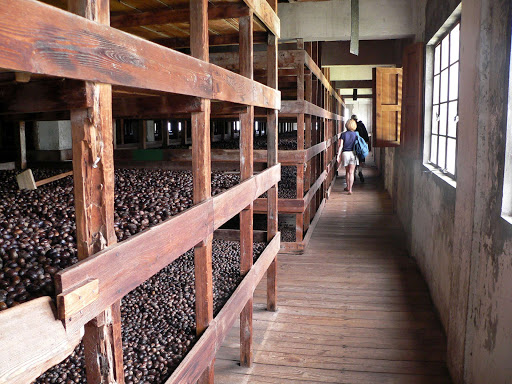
[342, 151, 359, 167]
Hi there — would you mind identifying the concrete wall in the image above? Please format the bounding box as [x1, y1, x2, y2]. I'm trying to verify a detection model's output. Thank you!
[279, 0, 416, 41]
[376, 0, 512, 383]
[35, 121, 72, 151]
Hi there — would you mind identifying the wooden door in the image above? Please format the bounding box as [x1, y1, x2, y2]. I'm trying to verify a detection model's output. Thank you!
[401, 43, 425, 158]
[372, 67, 403, 147]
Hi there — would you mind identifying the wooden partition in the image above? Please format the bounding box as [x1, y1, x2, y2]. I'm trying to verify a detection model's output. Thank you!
[0, 0, 280, 383]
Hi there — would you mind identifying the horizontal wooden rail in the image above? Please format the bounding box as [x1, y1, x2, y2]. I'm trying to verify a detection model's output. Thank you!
[253, 197, 305, 213]
[115, 148, 306, 165]
[241, 0, 280, 37]
[306, 141, 327, 162]
[280, 100, 342, 120]
[303, 52, 343, 105]
[304, 170, 328, 209]
[0, 0, 280, 110]
[213, 229, 267, 243]
[209, 50, 303, 72]
[166, 232, 281, 383]
[0, 297, 81, 384]
[55, 164, 280, 332]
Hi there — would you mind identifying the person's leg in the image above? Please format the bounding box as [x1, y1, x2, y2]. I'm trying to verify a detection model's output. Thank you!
[358, 162, 364, 182]
[344, 165, 350, 191]
[348, 164, 356, 193]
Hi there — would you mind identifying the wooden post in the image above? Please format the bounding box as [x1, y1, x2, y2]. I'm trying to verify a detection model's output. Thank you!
[239, 11, 254, 368]
[304, 72, 312, 231]
[67, 1, 124, 383]
[267, 33, 278, 312]
[190, 0, 213, 381]
[181, 120, 187, 146]
[162, 120, 170, 148]
[17, 121, 27, 170]
[296, 57, 305, 243]
[119, 119, 125, 145]
[138, 119, 147, 149]
[113, 119, 117, 149]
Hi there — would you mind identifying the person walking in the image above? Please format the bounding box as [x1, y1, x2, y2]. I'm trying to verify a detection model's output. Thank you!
[351, 114, 369, 182]
[339, 119, 359, 195]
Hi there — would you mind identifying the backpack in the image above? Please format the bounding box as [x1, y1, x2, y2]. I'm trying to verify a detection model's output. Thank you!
[354, 132, 369, 160]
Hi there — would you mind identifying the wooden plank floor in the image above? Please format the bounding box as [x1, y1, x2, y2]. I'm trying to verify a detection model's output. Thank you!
[215, 167, 452, 383]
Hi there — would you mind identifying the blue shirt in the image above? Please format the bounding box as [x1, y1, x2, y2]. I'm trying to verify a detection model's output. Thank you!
[341, 131, 358, 152]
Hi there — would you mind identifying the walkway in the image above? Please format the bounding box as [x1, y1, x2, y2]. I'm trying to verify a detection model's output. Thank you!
[215, 167, 452, 383]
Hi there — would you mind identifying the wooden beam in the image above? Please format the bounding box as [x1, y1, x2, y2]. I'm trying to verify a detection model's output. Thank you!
[266, 33, 278, 313]
[67, 0, 124, 382]
[111, 3, 249, 29]
[0, 0, 280, 109]
[332, 80, 373, 89]
[55, 165, 280, 333]
[165, 233, 280, 384]
[0, 297, 81, 384]
[156, 32, 268, 49]
[190, 0, 214, 380]
[213, 229, 267, 243]
[0, 80, 92, 115]
[321, 39, 411, 66]
[16, 121, 26, 169]
[240, 0, 279, 37]
[238, 11, 254, 369]
[112, 95, 202, 118]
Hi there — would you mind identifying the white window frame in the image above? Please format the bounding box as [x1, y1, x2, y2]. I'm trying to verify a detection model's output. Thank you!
[501, 28, 512, 223]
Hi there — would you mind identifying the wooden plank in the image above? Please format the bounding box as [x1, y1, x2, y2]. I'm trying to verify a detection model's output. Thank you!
[16, 168, 36, 190]
[113, 95, 202, 118]
[266, 33, 278, 313]
[157, 32, 268, 50]
[253, 198, 305, 214]
[16, 121, 26, 169]
[304, 170, 327, 208]
[166, 233, 281, 384]
[305, 141, 327, 161]
[0, 162, 15, 170]
[0, 297, 82, 384]
[35, 171, 73, 187]
[333, 80, 373, 89]
[239, 11, 254, 369]
[214, 164, 281, 227]
[68, 0, 124, 380]
[111, 3, 249, 28]
[214, 229, 267, 243]
[57, 278, 99, 320]
[400, 43, 425, 159]
[56, 198, 213, 332]
[241, 0, 280, 37]
[0, 0, 280, 109]
[0, 79, 92, 115]
[190, 0, 214, 381]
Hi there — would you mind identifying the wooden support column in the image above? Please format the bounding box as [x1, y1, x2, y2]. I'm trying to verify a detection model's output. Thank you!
[67, 1, 124, 383]
[239, 12, 254, 367]
[267, 33, 278, 312]
[181, 120, 188, 146]
[296, 58, 305, 243]
[17, 121, 27, 170]
[119, 119, 125, 145]
[162, 120, 170, 147]
[190, 0, 213, 382]
[138, 119, 147, 149]
[304, 72, 312, 231]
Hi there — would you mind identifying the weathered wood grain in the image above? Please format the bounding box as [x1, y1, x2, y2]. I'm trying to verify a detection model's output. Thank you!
[0, 0, 279, 109]
[0, 297, 82, 384]
[166, 233, 280, 384]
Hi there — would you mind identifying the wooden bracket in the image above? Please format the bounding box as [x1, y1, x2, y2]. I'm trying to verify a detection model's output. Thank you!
[57, 279, 99, 322]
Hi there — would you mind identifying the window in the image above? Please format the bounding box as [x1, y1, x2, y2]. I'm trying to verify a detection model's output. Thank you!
[430, 23, 460, 178]
[501, 28, 512, 221]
